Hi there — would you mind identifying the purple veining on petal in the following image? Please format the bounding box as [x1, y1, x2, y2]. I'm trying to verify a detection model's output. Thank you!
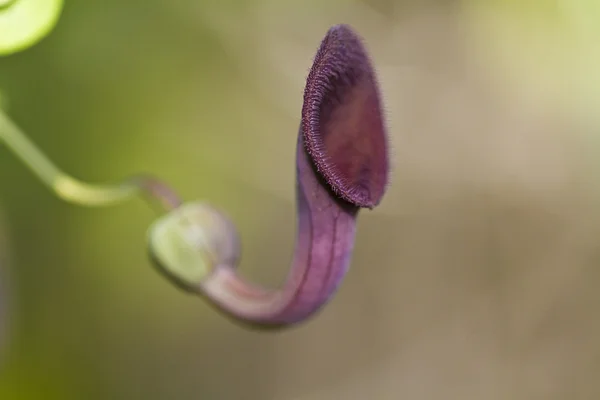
[271, 131, 359, 323]
[302, 24, 389, 209]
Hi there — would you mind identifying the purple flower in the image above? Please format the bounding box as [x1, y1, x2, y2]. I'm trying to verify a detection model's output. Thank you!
[151, 24, 390, 328]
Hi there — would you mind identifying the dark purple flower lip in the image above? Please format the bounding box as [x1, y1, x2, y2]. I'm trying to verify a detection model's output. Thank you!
[301, 24, 389, 209]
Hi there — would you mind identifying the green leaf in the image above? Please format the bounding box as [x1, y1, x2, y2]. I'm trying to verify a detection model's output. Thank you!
[0, 0, 64, 56]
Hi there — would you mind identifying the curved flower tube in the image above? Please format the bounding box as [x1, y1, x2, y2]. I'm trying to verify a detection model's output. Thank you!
[150, 24, 390, 327]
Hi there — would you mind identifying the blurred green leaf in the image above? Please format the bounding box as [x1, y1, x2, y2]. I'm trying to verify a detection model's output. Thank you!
[0, 0, 64, 56]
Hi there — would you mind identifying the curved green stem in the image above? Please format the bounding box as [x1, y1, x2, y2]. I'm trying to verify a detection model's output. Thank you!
[0, 110, 181, 210]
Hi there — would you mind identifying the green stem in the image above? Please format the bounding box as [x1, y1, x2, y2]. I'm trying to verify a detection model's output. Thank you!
[0, 110, 181, 210]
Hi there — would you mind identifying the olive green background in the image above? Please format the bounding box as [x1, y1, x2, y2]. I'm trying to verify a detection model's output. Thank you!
[2, 0, 600, 399]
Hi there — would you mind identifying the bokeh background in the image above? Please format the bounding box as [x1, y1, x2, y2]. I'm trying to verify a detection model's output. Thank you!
[2, 0, 600, 398]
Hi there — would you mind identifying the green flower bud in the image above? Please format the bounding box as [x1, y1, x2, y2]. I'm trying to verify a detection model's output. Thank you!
[148, 202, 241, 292]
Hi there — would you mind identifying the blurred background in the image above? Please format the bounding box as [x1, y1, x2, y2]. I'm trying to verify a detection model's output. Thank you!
[2, 0, 600, 398]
